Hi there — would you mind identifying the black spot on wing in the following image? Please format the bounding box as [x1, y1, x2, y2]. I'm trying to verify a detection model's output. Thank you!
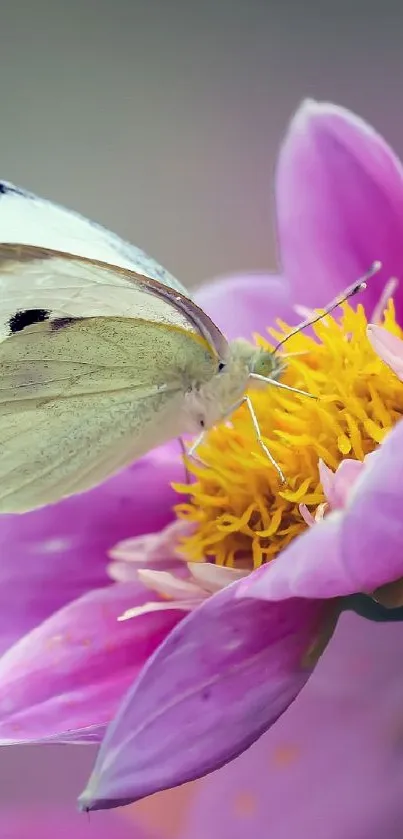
[50, 317, 79, 332]
[9, 308, 50, 333]
[0, 181, 27, 196]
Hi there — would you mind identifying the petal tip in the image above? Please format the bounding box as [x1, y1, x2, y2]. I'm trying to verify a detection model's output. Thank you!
[291, 97, 337, 124]
[290, 98, 366, 137]
[77, 783, 125, 813]
[77, 787, 96, 813]
[366, 323, 384, 338]
[78, 775, 169, 812]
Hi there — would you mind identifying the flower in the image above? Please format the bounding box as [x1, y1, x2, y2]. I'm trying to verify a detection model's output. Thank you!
[76, 100, 403, 810]
[3, 98, 403, 814]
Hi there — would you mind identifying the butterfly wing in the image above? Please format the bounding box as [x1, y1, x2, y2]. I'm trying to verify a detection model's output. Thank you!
[0, 180, 187, 294]
[0, 314, 215, 513]
[0, 205, 230, 511]
[0, 243, 228, 358]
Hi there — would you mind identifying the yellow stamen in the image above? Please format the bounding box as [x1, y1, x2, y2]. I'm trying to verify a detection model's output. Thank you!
[173, 299, 403, 569]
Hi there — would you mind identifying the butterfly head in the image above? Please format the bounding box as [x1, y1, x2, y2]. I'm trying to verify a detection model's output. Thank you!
[184, 339, 283, 434]
[247, 345, 285, 380]
[219, 338, 284, 382]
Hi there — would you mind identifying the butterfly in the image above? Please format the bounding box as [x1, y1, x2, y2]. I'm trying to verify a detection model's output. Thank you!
[0, 181, 379, 513]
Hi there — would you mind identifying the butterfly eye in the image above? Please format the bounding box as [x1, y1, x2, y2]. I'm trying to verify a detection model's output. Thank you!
[217, 361, 226, 373]
[252, 351, 276, 378]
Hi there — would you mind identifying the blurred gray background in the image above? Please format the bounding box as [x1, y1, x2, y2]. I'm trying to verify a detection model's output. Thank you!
[1, 0, 403, 834]
[2, 0, 402, 289]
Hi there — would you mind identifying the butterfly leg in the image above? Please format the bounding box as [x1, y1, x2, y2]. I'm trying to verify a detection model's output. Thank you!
[187, 404, 239, 462]
[188, 396, 286, 482]
[249, 373, 317, 400]
[187, 432, 210, 468]
[242, 395, 286, 483]
[178, 437, 192, 485]
[188, 431, 205, 459]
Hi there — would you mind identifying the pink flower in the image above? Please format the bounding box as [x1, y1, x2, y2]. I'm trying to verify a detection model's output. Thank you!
[2, 99, 403, 816]
[77, 99, 403, 810]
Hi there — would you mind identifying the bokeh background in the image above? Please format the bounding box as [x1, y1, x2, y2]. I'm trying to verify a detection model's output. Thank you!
[2, 0, 402, 289]
[1, 0, 403, 836]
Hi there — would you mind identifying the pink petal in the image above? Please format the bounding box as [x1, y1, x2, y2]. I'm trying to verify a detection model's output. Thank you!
[182, 614, 403, 839]
[188, 561, 249, 592]
[0, 449, 183, 655]
[118, 600, 200, 621]
[277, 99, 403, 318]
[241, 418, 403, 602]
[0, 583, 184, 743]
[107, 560, 145, 584]
[367, 324, 403, 380]
[318, 460, 338, 504]
[195, 273, 295, 340]
[299, 503, 316, 526]
[78, 585, 325, 810]
[240, 513, 346, 602]
[109, 520, 192, 571]
[137, 569, 207, 600]
[319, 458, 364, 509]
[341, 418, 403, 592]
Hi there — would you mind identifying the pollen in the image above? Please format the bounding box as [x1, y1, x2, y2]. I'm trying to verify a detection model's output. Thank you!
[173, 300, 403, 569]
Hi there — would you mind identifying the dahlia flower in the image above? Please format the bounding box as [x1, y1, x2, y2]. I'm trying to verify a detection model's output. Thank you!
[1, 100, 403, 819]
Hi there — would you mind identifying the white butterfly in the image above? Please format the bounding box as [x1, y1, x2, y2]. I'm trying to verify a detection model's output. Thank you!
[0, 182, 293, 513]
[0, 182, 373, 513]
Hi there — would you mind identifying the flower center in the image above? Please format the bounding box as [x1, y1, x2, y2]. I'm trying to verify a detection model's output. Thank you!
[173, 300, 403, 569]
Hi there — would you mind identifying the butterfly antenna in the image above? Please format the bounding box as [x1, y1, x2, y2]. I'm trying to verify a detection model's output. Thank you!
[272, 261, 382, 354]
